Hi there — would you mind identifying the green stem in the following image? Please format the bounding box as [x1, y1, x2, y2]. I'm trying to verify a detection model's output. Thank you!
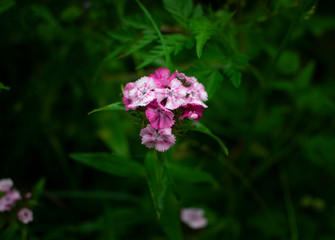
[280, 168, 299, 240]
[135, 0, 172, 70]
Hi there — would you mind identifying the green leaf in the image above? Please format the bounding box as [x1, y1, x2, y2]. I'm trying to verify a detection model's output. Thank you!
[70, 153, 145, 178]
[296, 61, 315, 89]
[303, 0, 319, 13]
[158, 191, 183, 240]
[225, 67, 242, 88]
[0, 82, 10, 91]
[215, 9, 236, 28]
[277, 51, 300, 75]
[32, 178, 46, 200]
[168, 162, 218, 186]
[163, 0, 193, 27]
[31, 5, 60, 29]
[60, 5, 82, 22]
[189, 16, 215, 58]
[0, 0, 14, 15]
[222, 55, 248, 88]
[187, 121, 229, 155]
[122, 29, 158, 58]
[136, 0, 171, 69]
[145, 151, 168, 218]
[98, 114, 130, 158]
[88, 102, 125, 115]
[165, 34, 194, 56]
[136, 45, 165, 69]
[205, 70, 223, 98]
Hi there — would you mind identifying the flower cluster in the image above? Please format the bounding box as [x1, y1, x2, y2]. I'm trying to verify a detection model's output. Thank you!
[180, 208, 208, 229]
[0, 178, 33, 224]
[123, 68, 208, 152]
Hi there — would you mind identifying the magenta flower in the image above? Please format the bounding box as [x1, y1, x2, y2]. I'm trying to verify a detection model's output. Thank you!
[180, 104, 204, 121]
[123, 76, 156, 110]
[149, 68, 174, 88]
[17, 208, 33, 224]
[181, 208, 208, 230]
[146, 101, 175, 129]
[122, 68, 208, 151]
[140, 125, 176, 152]
[0, 178, 13, 193]
[0, 189, 22, 212]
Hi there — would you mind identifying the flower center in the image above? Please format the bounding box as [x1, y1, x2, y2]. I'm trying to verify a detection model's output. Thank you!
[152, 131, 162, 141]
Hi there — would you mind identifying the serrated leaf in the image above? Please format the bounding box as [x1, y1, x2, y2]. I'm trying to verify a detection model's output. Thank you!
[70, 153, 145, 178]
[165, 34, 194, 55]
[88, 102, 125, 115]
[205, 70, 223, 98]
[168, 162, 218, 187]
[225, 67, 241, 88]
[222, 55, 248, 88]
[136, 45, 165, 69]
[187, 121, 229, 155]
[0, 0, 14, 15]
[106, 28, 135, 42]
[215, 9, 236, 27]
[122, 29, 157, 57]
[163, 0, 193, 27]
[121, 14, 151, 30]
[189, 16, 215, 58]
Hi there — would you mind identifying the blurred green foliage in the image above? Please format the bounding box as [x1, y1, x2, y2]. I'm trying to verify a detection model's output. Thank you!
[1, 0, 335, 239]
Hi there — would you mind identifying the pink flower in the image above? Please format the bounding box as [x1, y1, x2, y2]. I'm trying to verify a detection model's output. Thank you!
[156, 79, 187, 110]
[149, 68, 174, 88]
[145, 101, 175, 129]
[179, 104, 204, 121]
[140, 125, 176, 152]
[0, 189, 22, 212]
[181, 208, 208, 230]
[17, 208, 33, 224]
[123, 76, 156, 110]
[123, 82, 137, 111]
[185, 82, 208, 108]
[0, 178, 13, 193]
[25, 192, 32, 199]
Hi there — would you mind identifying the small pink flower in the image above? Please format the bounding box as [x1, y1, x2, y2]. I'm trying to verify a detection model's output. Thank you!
[156, 79, 187, 110]
[17, 208, 33, 224]
[25, 192, 32, 199]
[179, 104, 204, 121]
[181, 208, 208, 230]
[140, 125, 176, 152]
[0, 189, 22, 212]
[149, 68, 174, 88]
[145, 101, 175, 129]
[123, 76, 156, 110]
[0, 178, 13, 193]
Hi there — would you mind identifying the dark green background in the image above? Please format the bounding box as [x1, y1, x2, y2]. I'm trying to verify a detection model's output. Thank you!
[1, 0, 335, 239]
